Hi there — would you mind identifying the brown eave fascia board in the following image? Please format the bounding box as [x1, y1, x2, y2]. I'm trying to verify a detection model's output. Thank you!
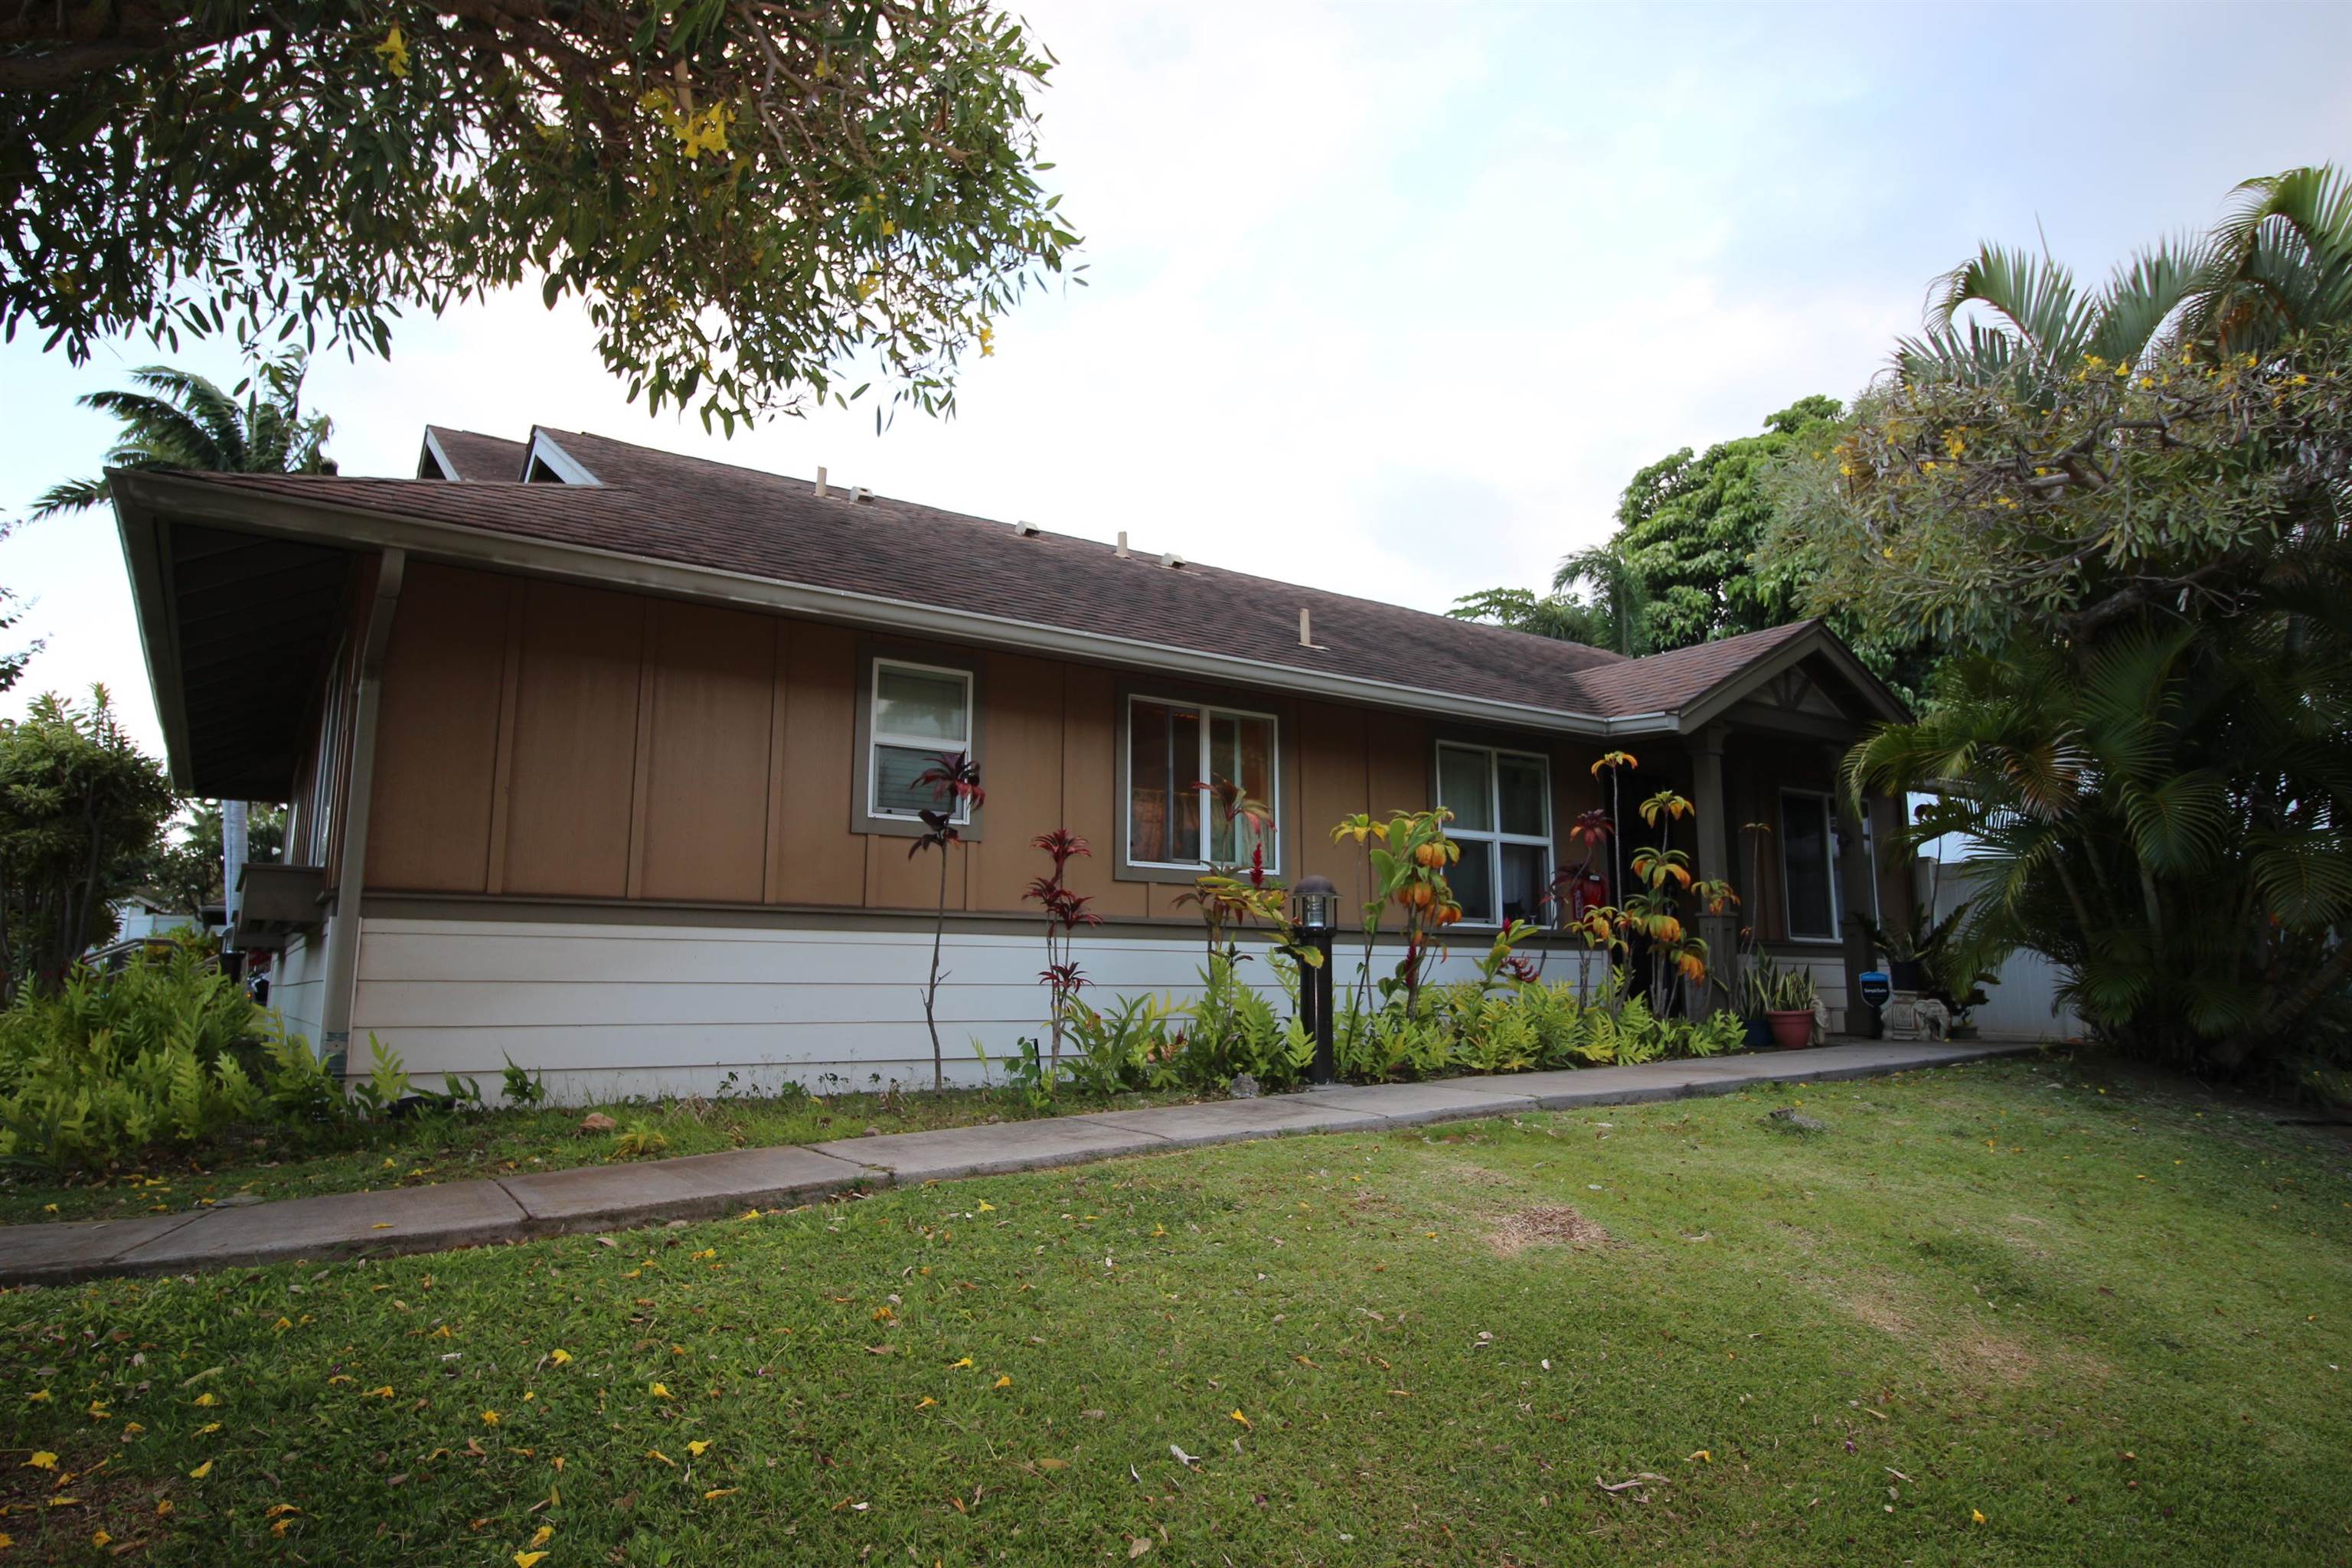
[111, 469, 1696, 741]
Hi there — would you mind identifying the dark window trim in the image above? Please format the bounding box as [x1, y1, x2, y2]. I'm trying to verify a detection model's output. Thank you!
[851, 639, 986, 841]
[1432, 737, 1555, 930]
[1777, 786, 1841, 943]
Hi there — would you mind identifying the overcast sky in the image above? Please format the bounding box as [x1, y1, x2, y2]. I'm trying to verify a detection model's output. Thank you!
[4, 0, 2348, 758]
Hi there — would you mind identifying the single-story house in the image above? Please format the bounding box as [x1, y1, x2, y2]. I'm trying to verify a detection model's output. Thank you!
[110, 426, 1911, 1099]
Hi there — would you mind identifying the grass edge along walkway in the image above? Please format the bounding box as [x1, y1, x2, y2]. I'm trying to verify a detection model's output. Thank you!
[0, 1039, 2033, 1286]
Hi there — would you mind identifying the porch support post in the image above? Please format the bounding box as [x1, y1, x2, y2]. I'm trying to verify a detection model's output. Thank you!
[1688, 725, 1734, 1020]
[1831, 748, 1878, 1036]
[322, 547, 407, 1078]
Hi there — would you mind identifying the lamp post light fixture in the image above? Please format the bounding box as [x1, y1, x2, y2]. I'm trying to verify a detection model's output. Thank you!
[1291, 874, 1340, 1084]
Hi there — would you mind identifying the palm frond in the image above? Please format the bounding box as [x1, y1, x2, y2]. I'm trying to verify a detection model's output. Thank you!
[24, 476, 111, 521]
[2248, 831, 2352, 930]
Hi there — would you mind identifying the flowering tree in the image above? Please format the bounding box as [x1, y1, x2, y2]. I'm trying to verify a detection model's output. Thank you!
[5, 1, 1080, 430]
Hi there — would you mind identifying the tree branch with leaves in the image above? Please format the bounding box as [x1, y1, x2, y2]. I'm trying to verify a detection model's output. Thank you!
[5, 0, 1082, 430]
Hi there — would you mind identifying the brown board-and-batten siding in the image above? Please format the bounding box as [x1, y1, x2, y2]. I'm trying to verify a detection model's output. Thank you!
[349, 561, 1606, 1097]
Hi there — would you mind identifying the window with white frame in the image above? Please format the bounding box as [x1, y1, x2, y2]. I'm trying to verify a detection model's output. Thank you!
[868, 659, 975, 822]
[1436, 743, 1552, 926]
[1125, 696, 1278, 868]
[1779, 789, 1841, 940]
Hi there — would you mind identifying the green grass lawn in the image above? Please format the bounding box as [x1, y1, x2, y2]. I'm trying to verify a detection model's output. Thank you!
[0, 1083, 1192, 1227]
[0, 1056, 2345, 1566]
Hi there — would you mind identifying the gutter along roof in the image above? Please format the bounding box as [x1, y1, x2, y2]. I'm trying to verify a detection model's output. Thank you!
[110, 426, 1908, 796]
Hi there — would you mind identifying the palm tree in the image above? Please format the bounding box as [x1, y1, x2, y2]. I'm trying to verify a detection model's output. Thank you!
[1552, 541, 1651, 655]
[1898, 164, 2352, 392]
[31, 353, 335, 519]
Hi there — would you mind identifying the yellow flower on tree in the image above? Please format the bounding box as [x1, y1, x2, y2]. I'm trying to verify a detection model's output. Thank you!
[373, 25, 410, 78]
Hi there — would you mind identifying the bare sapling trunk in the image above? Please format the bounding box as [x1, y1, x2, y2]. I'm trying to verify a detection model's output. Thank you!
[923, 849, 948, 1091]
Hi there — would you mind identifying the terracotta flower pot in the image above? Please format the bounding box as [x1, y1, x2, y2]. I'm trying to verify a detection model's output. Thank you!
[1766, 1009, 1815, 1050]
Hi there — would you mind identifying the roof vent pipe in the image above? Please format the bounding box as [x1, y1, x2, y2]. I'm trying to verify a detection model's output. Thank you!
[1017, 520, 1041, 537]
[1116, 531, 1129, 559]
[854, 486, 874, 504]
[815, 466, 828, 499]
[1299, 608, 1312, 647]
[1161, 551, 1184, 570]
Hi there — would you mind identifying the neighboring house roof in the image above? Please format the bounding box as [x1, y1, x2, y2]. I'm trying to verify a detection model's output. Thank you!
[418, 427, 529, 482]
[109, 426, 1907, 795]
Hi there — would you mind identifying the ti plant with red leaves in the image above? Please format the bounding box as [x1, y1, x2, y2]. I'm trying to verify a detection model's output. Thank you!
[909, 751, 985, 1091]
[1023, 828, 1101, 1069]
[1547, 805, 1617, 1002]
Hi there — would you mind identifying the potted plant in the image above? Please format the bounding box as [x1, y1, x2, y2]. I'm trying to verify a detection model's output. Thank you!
[1860, 903, 1965, 994]
[1765, 965, 1817, 1049]
[1735, 953, 1780, 1050]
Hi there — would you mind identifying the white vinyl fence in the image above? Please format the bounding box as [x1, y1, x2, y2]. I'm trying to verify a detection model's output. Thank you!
[1917, 857, 2086, 1044]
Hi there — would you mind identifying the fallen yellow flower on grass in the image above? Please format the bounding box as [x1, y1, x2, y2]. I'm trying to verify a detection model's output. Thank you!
[1971, 1509, 1987, 1525]
[548, 1350, 573, 1367]
[481, 1411, 501, 1427]
[976, 1200, 995, 1212]
[91, 1530, 111, 1548]
[194, 1393, 220, 1408]
[367, 1387, 395, 1399]
[1687, 1450, 1711, 1463]
[992, 1376, 1012, 1390]
[687, 1440, 711, 1457]
[648, 1449, 676, 1468]
[914, 1396, 937, 1410]
[155, 1500, 173, 1517]
[23, 1452, 56, 1472]
[948, 1357, 973, 1369]
[265, 1504, 300, 1520]
[528, 1524, 554, 1548]
[24, 1390, 49, 1404]
[188, 1460, 214, 1480]
[1229, 1410, 1252, 1430]
[514, 1553, 547, 1568]
[704, 1488, 737, 1500]
[648, 1383, 672, 1399]
[197, 1423, 221, 1436]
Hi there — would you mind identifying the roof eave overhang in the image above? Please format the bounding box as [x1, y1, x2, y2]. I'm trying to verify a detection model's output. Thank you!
[112, 471, 1696, 742]
[110, 470, 200, 793]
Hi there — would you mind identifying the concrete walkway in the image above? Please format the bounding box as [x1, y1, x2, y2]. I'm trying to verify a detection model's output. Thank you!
[0, 1039, 2034, 1286]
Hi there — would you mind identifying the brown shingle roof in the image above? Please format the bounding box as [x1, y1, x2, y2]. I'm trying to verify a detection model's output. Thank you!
[177, 426, 1851, 725]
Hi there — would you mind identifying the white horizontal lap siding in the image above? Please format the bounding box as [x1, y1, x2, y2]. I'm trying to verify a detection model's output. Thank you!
[270, 927, 332, 1054]
[352, 917, 1320, 1101]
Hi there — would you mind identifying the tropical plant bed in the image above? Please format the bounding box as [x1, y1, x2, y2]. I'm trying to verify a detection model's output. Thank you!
[0, 1057, 2344, 1566]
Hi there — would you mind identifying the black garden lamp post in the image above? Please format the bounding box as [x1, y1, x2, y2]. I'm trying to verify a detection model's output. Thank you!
[1292, 874, 1339, 1084]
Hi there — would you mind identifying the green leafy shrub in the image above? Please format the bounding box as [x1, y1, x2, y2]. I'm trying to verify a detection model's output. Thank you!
[0, 936, 340, 1171]
[1061, 995, 1175, 1096]
[611, 1120, 670, 1160]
